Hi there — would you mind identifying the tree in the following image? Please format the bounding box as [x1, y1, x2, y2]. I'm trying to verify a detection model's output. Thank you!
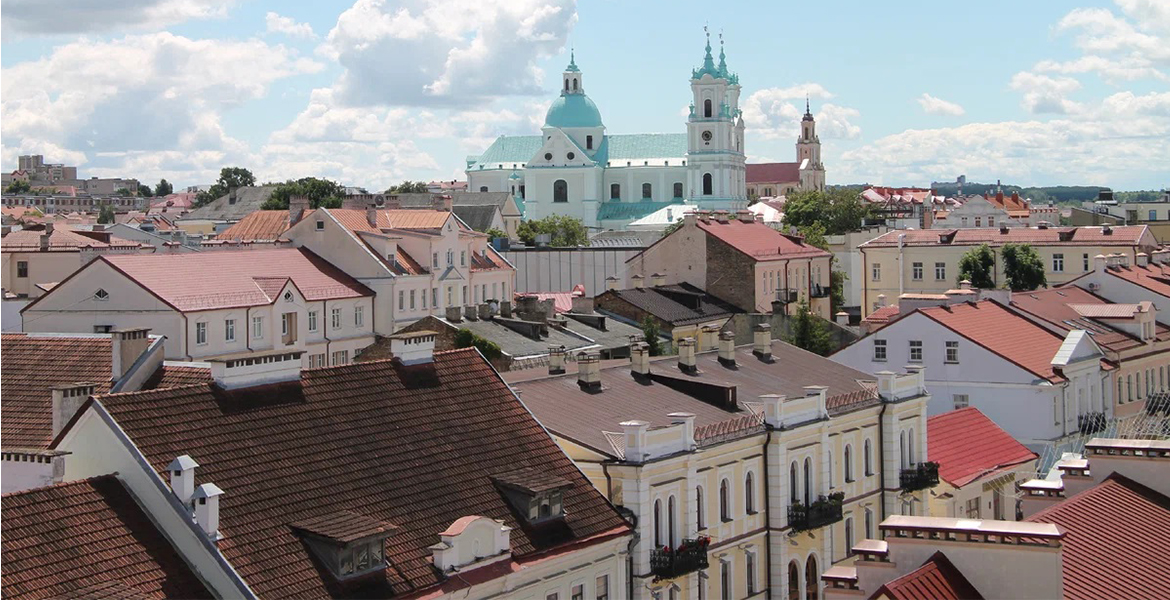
[786, 302, 833, 356]
[516, 215, 589, 247]
[154, 179, 173, 197]
[1001, 243, 1047, 291]
[782, 188, 872, 235]
[260, 177, 346, 210]
[385, 181, 429, 193]
[957, 244, 997, 289]
[640, 315, 664, 356]
[114, 187, 132, 197]
[137, 183, 153, 197]
[484, 227, 508, 240]
[194, 167, 256, 207]
[454, 328, 502, 361]
[796, 222, 847, 313]
[98, 204, 116, 224]
[5, 180, 31, 194]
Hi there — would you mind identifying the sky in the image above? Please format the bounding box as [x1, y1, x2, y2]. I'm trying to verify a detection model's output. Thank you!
[1, 0, 1167, 193]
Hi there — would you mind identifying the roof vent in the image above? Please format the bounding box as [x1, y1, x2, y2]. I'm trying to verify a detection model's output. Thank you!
[292, 510, 398, 581]
[1103, 224, 1112, 235]
[389, 331, 436, 365]
[167, 455, 199, 505]
[631, 274, 644, 289]
[651, 272, 666, 287]
[193, 483, 224, 541]
[210, 350, 303, 390]
[753, 323, 772, 361]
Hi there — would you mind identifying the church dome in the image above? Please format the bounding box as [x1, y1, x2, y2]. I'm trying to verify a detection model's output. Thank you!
[544, 93, 604, 129]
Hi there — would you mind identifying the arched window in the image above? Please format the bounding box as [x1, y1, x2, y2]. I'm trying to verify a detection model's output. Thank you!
[803, 457, 813, 506]
[696, 486, 706, 530]
[790, 462, 799, 504]
[788, 561, 802, 600]
[610, 183, 620, 200]
[702, 173, 713, 195]
[642, 183, 652, 199]
[653, 499, 662, 546]
[572, 78, 578, 92]
[844, 445, 854, 483]
[845, 518, 854, 556]
[586, 135, 593, 150]
[564, 78, 569, 91]
[745, 472, 755, 513]
[720, 478, 731, 521]
[805, 555, 820, 600]
[553, 179, 568, 203]
[668, 496, 677, 546]
[479, 186, 488, 192]
[704, 99, 712, 118]
[864, 440, 873, 476]
[827, 450, 833, 488]
[900, 431, 908, 468]
[673, 182, 683, 198]
[908, 429, 916, 465]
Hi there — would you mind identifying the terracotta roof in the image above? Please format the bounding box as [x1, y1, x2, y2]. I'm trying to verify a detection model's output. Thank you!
[599, 283, 741, 326]
[0, 475, 213, 599]
[1068, 303, 1144, 318]
[1026, 474, 1170, 600]
[917, 301, 1067, 383]
[469, 245, 511, 271]
[93, 248, 372, 312]
[215, 210, 289, 241]
[1102, 263, 1170, 298]
[329, 208, 457, 233]
[0, 225, 142, 252]
[862, 304, 901, 329]
[746, 162, 800, 184]
[1009, 287, 1170, 354]
[291, 510, 399, 544]
[871, 552, 984, 600]
[694, 215, 831, 261]
[88, 349, 629, 598]
[928, 407, 1036, 487]
[860, 225, 1152, 248]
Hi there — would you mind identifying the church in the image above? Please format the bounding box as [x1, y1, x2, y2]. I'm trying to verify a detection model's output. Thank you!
[466, 34, 824, 229]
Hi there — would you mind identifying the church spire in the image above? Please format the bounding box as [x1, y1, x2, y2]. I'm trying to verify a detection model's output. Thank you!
[565, 47, 579, 72]
[702, 27, 716, 72]
[803, 96, 814, 121]
[717, 32, 727, 77]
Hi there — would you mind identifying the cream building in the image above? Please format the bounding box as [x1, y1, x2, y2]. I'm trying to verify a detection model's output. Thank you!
[1, 223, 149, 299]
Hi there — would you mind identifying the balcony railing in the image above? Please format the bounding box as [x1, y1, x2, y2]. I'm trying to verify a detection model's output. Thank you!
[1078, 412, 1108, 435]
[650, 537, 710, 582]
[775, 289, 798, 303]
[810, 284, 830, 298]
[788, 492, 844, 533]
[900, 462, 940, 492]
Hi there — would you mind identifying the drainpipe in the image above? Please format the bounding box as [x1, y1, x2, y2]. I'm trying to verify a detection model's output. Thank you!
[897, 234, 906, 299]
[877, 401, 888, 525]
[861, 247, 869, 314]
[763, 426, 775, 599]
[182, 313, 191, 361]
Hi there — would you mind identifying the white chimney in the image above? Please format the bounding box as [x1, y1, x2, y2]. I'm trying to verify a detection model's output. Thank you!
[877, 294, 888, 307]
[651, 272, 666, 287]
[759, 394, 786, 427]
[803, 385, 829, 417]
[835, 311, 849, 326]
[605, 276, 620, 291]
[210, 350, 302, 390]
[1094, 254, 1108, 271]
[677, 337, 698, 374]
[577, 352, 601, 391]
[1136, 252, 1149, 267]
[192, 482, 224, 540]
[549, 345, 567, 374]
[52, 382, 96, 438]
[390, 331, 436, 365]
[111, 328, 152, 381]
[167, 455, 199, 505]
[753, 323, 772, 360]
[620, 420, 650, 463]
[631, 274, 645, 289]
[630, 341, 651, 377]
[668, 412, 697, 451]
[717, 330, 736, 367]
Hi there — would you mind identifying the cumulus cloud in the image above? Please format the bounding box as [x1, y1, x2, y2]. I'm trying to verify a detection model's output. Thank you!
[1, 0, 235, 39]
[917, 93, 965, 117]
[321, 0, 577, 108]
[742, 84, 859, 140]
[266, 12, 317, 40]
[1009, 72, 1083, 114]
[1032, 1, 1169, 83]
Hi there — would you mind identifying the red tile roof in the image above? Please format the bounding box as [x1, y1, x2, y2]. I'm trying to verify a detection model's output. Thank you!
[0, 475, 213, 599]
[872, 552, 984, 600]
[1103, 263, 1170, 298]
[1027, 474, 1170, 600]
[862, 304, 901, 330]
[917, 301, 1067, 383]
[928, 408, 1036, 487]
[746, 162, 800, 184]
[1, 225, 143, 252]
[88, 349, 630, 598]
[1009, 287, 1170, 354]
[215, 210, 289, 241]
[861, 225, 1153, 248]
[693, 215, 830, 262]
[329, 208, 458, 233]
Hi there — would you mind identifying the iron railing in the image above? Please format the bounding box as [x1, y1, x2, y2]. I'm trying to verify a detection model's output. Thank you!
[1078, 412, 1108, 435]
[788, 492, 844, 532]
[900, 462, 940, 492]
[650, 537, 710, 581]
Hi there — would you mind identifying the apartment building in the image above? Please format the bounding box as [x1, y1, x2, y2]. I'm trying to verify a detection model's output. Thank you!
[626, 210, 834, 319]
[20, 248, 375, 367]
[857, 224, 1158, 314]
[594, 278, 742, 350]
[508, 331, 931, 600]
[1, 223, 150, 298]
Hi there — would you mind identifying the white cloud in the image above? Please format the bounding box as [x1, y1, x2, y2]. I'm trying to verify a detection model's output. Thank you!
[321, 0, 577, 108]
[1, 0, 235, 39]
[266, 12, 317, 40]
[917, 93, 965, 117]
[1009, 72, 1083, 114]
[1036, 2, 1169, 83]
[742, 84, 859, 140]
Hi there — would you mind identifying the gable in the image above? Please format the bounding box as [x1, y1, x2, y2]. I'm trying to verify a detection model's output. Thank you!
[532, 129, 596, 168]
[284, 210, 392, 279]
[23, 259, 177, 315]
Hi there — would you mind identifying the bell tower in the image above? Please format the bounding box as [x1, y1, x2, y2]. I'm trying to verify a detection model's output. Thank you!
[796, 98, 826, 191]
[685, 29, 747, 211]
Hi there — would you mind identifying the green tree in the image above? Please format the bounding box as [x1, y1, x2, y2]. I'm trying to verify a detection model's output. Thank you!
[1001, 243, 1048, 291]
[786, 302, 833, 356]
[5, 180, 31, 194]
[484, 227, 508, 240]
[516, 215, 589, 246]
[454, 328, 502, 360]
[194, 167, 256, 207]
[261, 177, 346, 210]
[137, 183, 153, 197]
[640, 315, 664, 356]
[795, 222, 847, 313]
[97, 204, 116, 224]
[154, 179, 173, 197]
[957, 244, 997, 289]
[385, 180, 429, 193]
[114, 187, 132, 197]
[782, 188, 872, 235]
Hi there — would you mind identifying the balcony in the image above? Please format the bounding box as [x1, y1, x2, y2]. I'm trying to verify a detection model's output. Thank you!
[788, 492, 844, 533]
[649, 537, 710, 582]
[775, 289, 798, 303]
[900, 462, 940, 492]
[1078, 412, 1108, 435]
[810, 284, 830, 298]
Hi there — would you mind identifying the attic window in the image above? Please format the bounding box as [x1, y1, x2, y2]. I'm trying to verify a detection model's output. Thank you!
[291, 511, 397, 582]
[283, 291, 293, 302]
[545, 153, 553, 161]
[492, 467, 572, 526]
[93, 289, 109, 301]
[316, 220, 325, 231]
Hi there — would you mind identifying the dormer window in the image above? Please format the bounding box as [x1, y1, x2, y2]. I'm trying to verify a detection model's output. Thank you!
[93, 288, 109, 301]
[492, 467, 572, 526]
[291, 511, 397, 582]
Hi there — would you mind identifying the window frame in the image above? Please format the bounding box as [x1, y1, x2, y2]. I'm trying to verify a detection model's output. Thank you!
[945, 340, 959, 363]
[195, 321, 208, 345]
[16, 261, 28, 278]
[331, 307, 342, 330]
[308, 311, 318, 333]
[1053, 253, 1065, 273]
[912, 262, 923, 281]
[225, 319, 235, 342]
[935, 262, 946, 280]
[873, 339, 888, 362]
[252, 316, 264, 339]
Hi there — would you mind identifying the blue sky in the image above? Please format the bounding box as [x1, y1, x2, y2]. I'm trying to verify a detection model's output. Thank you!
[2, 0, 1167, 192]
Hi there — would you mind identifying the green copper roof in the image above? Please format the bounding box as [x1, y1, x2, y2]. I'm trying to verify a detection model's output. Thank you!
[597, 201, 667, 222]
[472, 136, 543, 168]
[565, 49, 579, 72]
[545, 93, 604, 128]
[469, 133, 687, 170]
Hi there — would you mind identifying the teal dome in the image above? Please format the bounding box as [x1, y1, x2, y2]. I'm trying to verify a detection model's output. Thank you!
[544, 93, 604, 128]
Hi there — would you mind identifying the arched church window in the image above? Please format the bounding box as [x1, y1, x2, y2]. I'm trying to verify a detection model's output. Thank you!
[611, 184, 620, 200]
[704, 99, 712, 118]
[553, 180, 568, 203]
[564, 78, 569, 91]
[702, 173, 713, 196]
[587, 135, 593, 150]
[673, 183, 683, 198]
[572, 78, 578, 92]
[642, 183, 652, 199]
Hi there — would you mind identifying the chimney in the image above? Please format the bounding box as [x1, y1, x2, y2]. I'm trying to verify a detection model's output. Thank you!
[367, 204, 378, 227]
[717, 330, 736, 367]
[620, 420, 650, 463]
[605, 276, 619, 291]
[682, 212, 698, 228]
[478, 303, 492, 320]
[39, 231, 51, 251]
[549, 345, 566, 374]
[876, 293, 887, 307]
[209, 351, 302, 390]
[1102, 223, 1112, 235]
[389, 331, 436, 365]
[445, 306, 463, 322]
[677, 337, 698, 374]
[192, 483, 224, 540]
[753, 323, 772, 360]
[803, 385, 829, 417]
[577, 352, 601, 391]
[499, 300, 512, 318]
[668, 412, 697, 451]
[651, 272, 666, 287]
[835, 311, 849, 326]
[1136, 252, 1149, 267]
[288, 195, 309, 226]
[111, 328, 152, 381]
[630, 341, 651, 378]
[759, 394, 785, 427]
[631, 274, 645, 289]
[464, 305, 478, 321]
[45, 222, 54, 235]
[1000, 223, 1009, 234]
[52, 382, 96, 437]
[571, 295, 594, 314]
[167, 455, 199, 505]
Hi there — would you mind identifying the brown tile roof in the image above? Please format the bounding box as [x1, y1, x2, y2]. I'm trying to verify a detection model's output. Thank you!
[291, 510, 399, 544]
[860, 225, 1152, 248]
[1102, 263, 1170, 298]
[599, 283, 741, 326]
[1, 225, 143, 252]
[872, 551, 984, 600]
[1009, 287, 1170, 354]
[329, 208, 459, 233]
[928, 408, 1036, 488]
[746, 162, 800, 184]
[89, 349, 629, 598]
[509, 341, 878, 457]
[917, 301, 1067, 383]
[0, 475, 213, 599]
[862, 304, 901, 330]
[215, 210, 290, 241]
[470, 246, 511, 271]
[694, 215, 831, 262]
[1027, 474, 1170, 600]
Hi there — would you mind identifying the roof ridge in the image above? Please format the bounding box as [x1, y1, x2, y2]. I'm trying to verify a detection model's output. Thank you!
[0, 472, 119, 498]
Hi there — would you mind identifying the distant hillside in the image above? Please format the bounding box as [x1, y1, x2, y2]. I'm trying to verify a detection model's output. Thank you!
[831, 182, 1164, 205]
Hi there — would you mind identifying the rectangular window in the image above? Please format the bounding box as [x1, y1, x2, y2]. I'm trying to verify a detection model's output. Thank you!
[966, 497, 981, 518]
[432, 252, 438, 267]
[975, 217, 982, 227]
[1053, 253, 1064, 272]
[315, 220, 324, 231]
[572, 584, 584, 600]
[546, 594, 558, 600]
[409, 289, 416, 310]
[332, 350, 349, 365]
[909, 340, 922, 362]
[954, 394, 969, 409]
[1083, 253, 1090, 271]
[281, 313, 290, 336]
[874, 339, 887, 362]
[331, 308, 342, 329]
[1151, 209, 1158, 221]
[746, 552, 756, 595]
[398, 290, 404, 311]
[912, 262, 923, 280]
[721, 561, 731, 599]
[432, 288, 438, 308]
[945, 341, 959, 363]
[460, 250, 466, 266]
[354, 306, 364, 327]
[462, 285, 467, 304]
[596, 575, 609, 600]
[446, 286, 452, 306]
[252, 316, 263, 339]
[308, 311, 318, 332]
[935, 262, 946, 280]
[225, 319, 235, 342]
[195, 322, 207, 345]
[988, 217, 995, 227]
[872, 263, 881, 281]
[16, 261, 28, 277]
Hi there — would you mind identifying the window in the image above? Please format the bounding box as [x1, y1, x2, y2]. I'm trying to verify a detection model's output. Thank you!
[332, 350, 349, 365]
[945, 341, 959, 363]
[94, 325, 113, 333]
[1083, 253, 1090, 271]
[966, 497, 981, 518]
[432, 288, 438, 308]
[16, 261, 28, 277]
[332, 307, 342, 329]
[225, 319, 235, 342]
[702, 173, 713, 195]
[900, 431, 908, 469]
[788, 562, 801, 600]
[195, 322, 207, 345]
[462, 285, 468, 304]
[281, 313, 290, 336]
[460, 250, 466, 266]
[790, 462, 799, 504]
[746, 551, 757, 595]
[696, 486, 706, 529]
[668, 496, 677, 546]
[935, 262, 946, 280]
[252, 316, 264, 339]
[1053, 253, 1065, 272]
[432, 252, 439, 268]
[596, 575, 609, 600]
[354, 306, 364, 327]
[721, 561, 731, 599]
[865, 508, 874, 539]
[803, 458, 812, 506]
[864, 440, 873, 475]
[720, 479, 731, 521]
[586, 135, 593, 150]
[479, 186, 488, 192]
[975, 217, 982, 228]
[844, 445, 854, 482]
[308, 311, 318, 332]
[704, 99, 713, 118]
[642, 183, 652, 199]
[653, 499, 662, 546]
[93, 288, 109, 301]
[988, 217, 995, 227]
[745, 472, 756, 513]
[553, 179, 568, 203]
[953, 394, 969, 409]
[610, 183, 620, 199]
[409, 290, 416, 310]
[1151, 209, 1158, 221]
[447, 250, 453, 266]
[546, 594, 558, 600]
[872, 263, 881, 281]
[315, 220, 325, 231]
[912, 262, 923, 280]
[873, 339, 887, 361]
[844, 517, 855, 556]
[805, 556, 819, 600]
[673, 182, 683, 198]
[572, 584, 584, 600]
[909, 340, 922, 362]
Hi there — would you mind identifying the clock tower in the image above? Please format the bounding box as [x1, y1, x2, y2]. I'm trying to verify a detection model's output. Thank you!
[686, 30, 747, 211]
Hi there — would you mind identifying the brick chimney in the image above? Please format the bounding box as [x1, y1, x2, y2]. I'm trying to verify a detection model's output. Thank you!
[52, 382, 96, 438]
[389, 331, 436, 365]
[367, 203, 378, 227]
[111, 328, 152, 381]
[548, 345, 566, 374]
[753, 323, 772, 360]
[167, 455, 199, 505]
[677, 337, 698, 374]
[577, 352, 601, 391]
[717, 330, 736, 367]
[192, 483, 224, 540]
[209, 350, 302, 390]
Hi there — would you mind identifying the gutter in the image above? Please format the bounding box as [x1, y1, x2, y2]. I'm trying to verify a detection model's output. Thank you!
[878, 400, 888, 523]
[763, 425, 775, 599]
[182, 313, 192, 361]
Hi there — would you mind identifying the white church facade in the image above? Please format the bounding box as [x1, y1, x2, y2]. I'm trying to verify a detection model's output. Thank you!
[468, 35, 788, 230]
